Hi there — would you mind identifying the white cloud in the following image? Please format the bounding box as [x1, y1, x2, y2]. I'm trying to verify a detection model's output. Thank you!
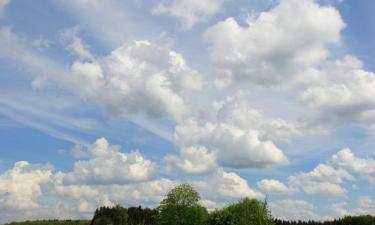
[260, 148, 375, 198]
[0, 27, 67, 90]
[0, 161, 52, 210]
[0, 0, 10, 13]
[270, 199, 319, 221]
[194, 168, 264, 207]
[60, 27, 95, 61]
[68, 41, 202, 120]
[175, 119, 289, 169]
[257, 179, 296, 194]
[57, 0, 152, 47]
[165, 146, 217, 175]
[300, 56, 375, 125]
[204, 0, 345, 87]
[174, 95, 292, 170]
[331, 148, 375, 184]
[152, 0, 223, 29]
[61, 138, 156, 185]
[0, 27, 202, 121]
[353, 196, 375, 215]
[288, 163, 353, 197]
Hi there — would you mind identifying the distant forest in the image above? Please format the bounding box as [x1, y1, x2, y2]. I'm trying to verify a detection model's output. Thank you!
[4, 184, 375, 225]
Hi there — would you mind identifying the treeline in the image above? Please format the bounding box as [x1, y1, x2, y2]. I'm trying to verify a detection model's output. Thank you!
[3, 184, 375, 225]
[275, 215, 375, 225]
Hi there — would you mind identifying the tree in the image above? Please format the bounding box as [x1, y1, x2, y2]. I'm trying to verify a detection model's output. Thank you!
[226, 198, 274, 225]
[91, 205, 128, 225]
[208, 208, 234, 225]
[127, 206, 158, 225]
[155, 184, 208, 225]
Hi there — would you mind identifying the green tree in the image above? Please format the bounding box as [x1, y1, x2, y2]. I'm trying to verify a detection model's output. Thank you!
[91, 205, 128, 225]
[208, 208, 234, 225]
[226, 198, 274, 225]
[155, 184, 208, 225]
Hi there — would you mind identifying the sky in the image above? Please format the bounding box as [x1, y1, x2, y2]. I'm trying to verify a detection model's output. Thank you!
[0, 0, 374, 223]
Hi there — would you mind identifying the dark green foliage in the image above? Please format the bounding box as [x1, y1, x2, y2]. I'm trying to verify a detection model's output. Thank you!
[90, 205, 128, 225]
[154, 183, 208, 225]
[208, 209, 234, 225]
[208, 198, 274, 225]
[226, 198, 274, 225]
[127, 206, 157, 225]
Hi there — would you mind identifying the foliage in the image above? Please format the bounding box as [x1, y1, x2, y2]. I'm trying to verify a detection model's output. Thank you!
[90, 205, 128, 225]
[160, 183, 200, 207]
[127, 206, 157, 225]
[212, 198, 274, 225]
[155, 183, 208, 225]
[208, 208, 234, 225]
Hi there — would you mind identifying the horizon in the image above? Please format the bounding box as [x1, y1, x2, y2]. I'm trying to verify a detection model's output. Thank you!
[0, 0, 374, 223]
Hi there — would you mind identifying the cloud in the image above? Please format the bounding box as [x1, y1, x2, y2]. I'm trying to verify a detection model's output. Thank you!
[0, 27, 67, 90]
[259, 147, 375, 197]
[61, 138, 156, 185]
[0, 27, 202, 121]
[60, 27, 95, 61]
[0, 161, 52, 210]
[353, 196, 375, 215]
[194, 168, 264, 206]
[152, 0, 223, 29]
[288, 163, 353, 196]
[256, 179, 296, 194]
[68, 40, 202, 120]
[300, 56, 375, 125]
[0, 0, 10, 13]
[0, 145, 261, 223]
[204, 0, 345, 87]
[173, 95, 292, 170]
[165, 146, 218, 175]
[331, 148, 375, 184]
[270, 199, 319, 221]
[57, 0, 151, 47]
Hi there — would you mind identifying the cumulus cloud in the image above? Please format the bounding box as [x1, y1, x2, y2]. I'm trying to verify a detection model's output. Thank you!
[257, 179, 296, 194]
[0, 161, 52, 210]
[67, 40, 202, 120]
[172, 95, 294, 171]
[0, 28, 202, 121]
[0, 142, 262, 223]
[203, 0, 375, 129]
[259, 148, 375, 198]
[61, 138, 156, 185]
[270, 199, 318, 221]
[300, 56, 375, 125]
[152, 0, 223, 29]
[353, 196, 375, 215]
[165, 146, 218, 175]
[194, 168, 264, 206]
[288, 163, 353, 196]
[204, 0, 345, 87]
[331, 148, 375, 184]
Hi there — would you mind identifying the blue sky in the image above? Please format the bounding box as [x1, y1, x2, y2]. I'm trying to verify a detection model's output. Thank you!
[0, 0, 374, 223]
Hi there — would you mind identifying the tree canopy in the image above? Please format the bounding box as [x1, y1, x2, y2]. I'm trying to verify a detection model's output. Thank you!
[155, 183, 208, 225]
